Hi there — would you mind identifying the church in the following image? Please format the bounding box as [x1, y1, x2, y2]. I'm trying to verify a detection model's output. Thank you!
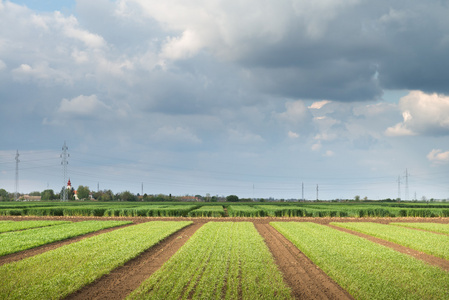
[66, 179, 79, 200]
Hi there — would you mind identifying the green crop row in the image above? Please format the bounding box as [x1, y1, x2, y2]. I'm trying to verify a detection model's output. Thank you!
[331, 222, 449, 260]
[187, 205, 225, 217]
[0, 220, 131, 256]
[0, 221, 191, 300]
[128, 222, 292, 300]
[391, 222, 449, 235]
[254, 205, 305, 217]
[0, 220, 70, 233]
[227, 205, 267, 217]
[271, 222, 449, 300]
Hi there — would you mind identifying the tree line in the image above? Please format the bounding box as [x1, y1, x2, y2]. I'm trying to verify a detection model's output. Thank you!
[0, 187, 251, 202]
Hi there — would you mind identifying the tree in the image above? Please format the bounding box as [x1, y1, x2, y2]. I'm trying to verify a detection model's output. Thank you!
[226, 195, 239, 202]
[60, 187, 75, 201]
[41, 189, 56, 201]
[120, 191, 137, 202]
[92, 190, 113, 201]
[29, 191, 41, 196]
[77, 185, 90, 200]
[0, 188, 10, 201]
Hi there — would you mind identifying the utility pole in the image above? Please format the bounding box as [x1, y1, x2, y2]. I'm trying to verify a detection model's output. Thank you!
[405, 168, 409, 201]
[14, 150, 19, 201]
[316, 184, 319, 201]
[60, 141, 69, 201]
[141, 182, 144, 196]
[397, 176, 401, 201]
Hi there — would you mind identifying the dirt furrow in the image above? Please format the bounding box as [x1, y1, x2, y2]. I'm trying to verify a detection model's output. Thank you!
[255, 223, 353, 300]
[328, 225, 449, 271]
[64, 222, 203, 300]
[0, 223, 133, 266]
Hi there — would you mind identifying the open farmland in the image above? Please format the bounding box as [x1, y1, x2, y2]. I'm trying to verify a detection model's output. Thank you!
[0, 212, 448, 299]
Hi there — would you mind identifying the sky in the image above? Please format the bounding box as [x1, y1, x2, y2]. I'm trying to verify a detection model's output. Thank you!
[1, 0, 449, 200]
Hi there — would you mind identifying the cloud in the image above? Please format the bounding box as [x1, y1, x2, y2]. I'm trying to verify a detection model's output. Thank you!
[385, 91, 449, 136]
[228, 129, 264, 144]
[309, 100, 331, 110]
[152, 126, 202, 145]
[57, 94, 112, 117]
[11, 62, 72, 86]
[277, 100, 310, 124]
[427, 149, 449, 165]
[288, 131, 299, 139]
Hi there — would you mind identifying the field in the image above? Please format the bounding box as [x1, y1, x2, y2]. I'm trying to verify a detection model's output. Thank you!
[0, 202, 448, 299]
[1, 201, 449, 217]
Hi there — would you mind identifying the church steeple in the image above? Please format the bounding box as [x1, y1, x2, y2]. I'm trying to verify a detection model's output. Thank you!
[67, 178, 72, 189]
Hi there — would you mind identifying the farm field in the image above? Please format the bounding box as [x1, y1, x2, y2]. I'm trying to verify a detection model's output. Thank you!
[128, 222, 292, 299]
[271, 222, 449, 299]
[331, 222, 449, 260]
[0, 220, 131, 256]
[0, 215, 448, 299]
[1, 200, 449, 218]
[0, 221, 191, 299]
[0, 220, 70, 233]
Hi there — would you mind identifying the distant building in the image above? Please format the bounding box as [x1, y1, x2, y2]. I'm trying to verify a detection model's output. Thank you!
[21, 195, 41, 201]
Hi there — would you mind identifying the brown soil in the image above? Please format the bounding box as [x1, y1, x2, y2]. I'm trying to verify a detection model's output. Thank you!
[255, 223, 354, 300]
[65, 222, 204, 300]
[1, 216, 448, 300]
[328, 224, 449, 271]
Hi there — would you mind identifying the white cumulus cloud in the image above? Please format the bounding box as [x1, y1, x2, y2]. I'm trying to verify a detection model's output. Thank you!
[385, 90, 449, 136]
[427, 149, 449, 165]
[58, 94, 111, 116]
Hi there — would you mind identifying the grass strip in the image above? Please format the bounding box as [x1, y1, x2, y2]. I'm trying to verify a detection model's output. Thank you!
[332, 222, 449, 260]
[0, 220, 131, 256]
[0, 221, 191, 300]
[0, 220, 70, 233]
[390, 222, 449, 235]
[127, 222, 292, 300]
[271, 222, 449, 300]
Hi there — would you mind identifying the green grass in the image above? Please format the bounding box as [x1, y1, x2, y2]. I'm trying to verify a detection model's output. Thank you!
[127, 222, 292, 300]
[390, 222, 449, 235]
[331, 222, 449, 260]
[0, 220, 70, 233]
[271, 222, 449, 300]
[0, 220, 131, 256]
[187, 205, 225, 217]
[0, 221, 192, 300]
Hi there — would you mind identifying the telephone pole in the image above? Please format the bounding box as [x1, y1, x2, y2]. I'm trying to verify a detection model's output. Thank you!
[60, 141, 69, 201]
[316, 184, 319, 201]
[14, 150, 19, 201]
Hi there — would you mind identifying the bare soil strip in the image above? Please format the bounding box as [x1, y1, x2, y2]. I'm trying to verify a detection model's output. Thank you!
[328, 225, 449, 271]
[64, 222, 203, 300]
[255, 223, 354, 300]
[0, 223, 133, 266]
